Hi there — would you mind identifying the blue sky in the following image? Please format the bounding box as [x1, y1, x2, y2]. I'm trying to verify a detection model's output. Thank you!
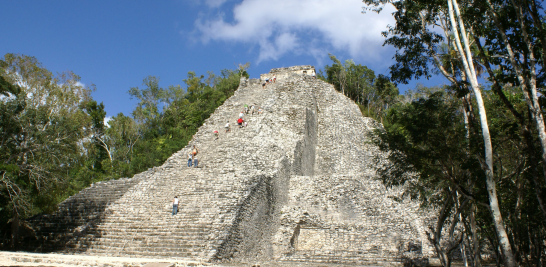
[1, 0, 445, 118]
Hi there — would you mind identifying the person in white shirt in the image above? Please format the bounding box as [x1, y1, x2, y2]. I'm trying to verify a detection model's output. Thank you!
[172, 196, 179, 215]
[225, 122, 230, 133]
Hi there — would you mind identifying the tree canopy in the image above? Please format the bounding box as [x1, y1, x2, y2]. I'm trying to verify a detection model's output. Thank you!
[363, 0, 546, 265]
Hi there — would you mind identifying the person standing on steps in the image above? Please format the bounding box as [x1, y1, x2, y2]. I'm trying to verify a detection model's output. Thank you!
[237, 117, 244, 128]
[192, 145, 199, 157]
[187, 152, 193, 167]
[273, 75, 276, 83]
[172, 196, 179, 215]
[192, 145, 199, 168]
[225, 121, 230, 132]
[213, 130, 219, 140]
[239, 110, 244, 119]
[193, 154, 199, 168]
[244, 104, 249, 114]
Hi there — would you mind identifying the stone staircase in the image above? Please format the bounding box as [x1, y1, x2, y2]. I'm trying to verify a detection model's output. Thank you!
[26, 175, 147, 252]
[24, 66, 433, 266]
[70, 79, 286, 259]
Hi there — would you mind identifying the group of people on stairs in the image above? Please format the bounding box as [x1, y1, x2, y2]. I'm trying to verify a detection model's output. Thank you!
[187, 145, 199, 168]
[262, 75, 276, 88]
[221, 103, 263, 134]
[174, 80, 274, 215]
[184, 101, 264, 173]
[245, 103, 262, 116]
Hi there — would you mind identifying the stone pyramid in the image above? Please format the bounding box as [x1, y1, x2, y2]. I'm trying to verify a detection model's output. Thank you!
[26, 66, 433, 265]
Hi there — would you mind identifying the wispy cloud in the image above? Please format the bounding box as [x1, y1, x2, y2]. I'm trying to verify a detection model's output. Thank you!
[195, 0, 395, 63]
[204, 0, 231, 8]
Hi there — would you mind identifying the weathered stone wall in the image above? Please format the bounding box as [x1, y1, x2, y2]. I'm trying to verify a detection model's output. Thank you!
[24, 66, 433, 265]
[260, 65, 316, 81]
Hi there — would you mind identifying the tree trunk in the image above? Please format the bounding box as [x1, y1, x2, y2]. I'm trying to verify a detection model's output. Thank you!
[429, 191, 454, 267]
[470, 204, 481, 267]
[447, 0, 516, 266]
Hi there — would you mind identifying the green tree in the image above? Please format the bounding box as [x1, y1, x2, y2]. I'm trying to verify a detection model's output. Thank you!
[373, 89, 482, 266]
[0, 54, 92, 248]
[361, 0, 546, 264]
[373, 74, 399, 123]
[83, 100, 110, 170]
[373, 86, 546, 266]
[101, 113, 140, 178]
[0, 76, 20, 96]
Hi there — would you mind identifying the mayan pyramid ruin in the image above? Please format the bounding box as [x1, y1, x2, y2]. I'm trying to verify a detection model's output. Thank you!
[23, 66, 433, 266]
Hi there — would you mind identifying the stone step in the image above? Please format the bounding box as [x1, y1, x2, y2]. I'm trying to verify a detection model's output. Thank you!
[0, 252, 210, 267]
[88, 240, 209, 248]
[86, 231, 211, 238]
[281, 257, 403, 266]
[84, 249, 203, 257]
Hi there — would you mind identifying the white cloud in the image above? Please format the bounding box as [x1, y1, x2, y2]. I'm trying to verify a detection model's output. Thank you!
[104, 116, 112, 128]
[188, 0, 232, 8]
[195, 0, 396, 63]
